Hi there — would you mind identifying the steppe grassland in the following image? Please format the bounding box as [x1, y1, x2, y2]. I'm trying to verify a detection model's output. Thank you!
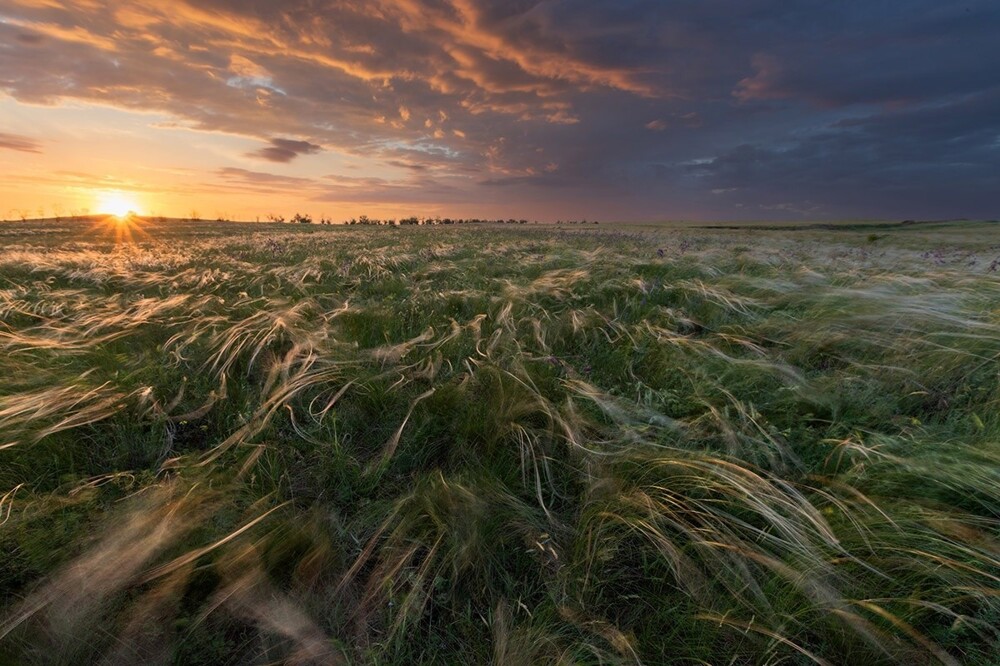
[1, 219, 999, 664]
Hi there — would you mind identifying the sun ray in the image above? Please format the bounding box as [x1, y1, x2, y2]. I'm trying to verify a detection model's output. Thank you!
[88, 190, 150, 244]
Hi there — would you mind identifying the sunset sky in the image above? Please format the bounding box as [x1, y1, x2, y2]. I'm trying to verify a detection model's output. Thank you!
[1, 0, 998, 222]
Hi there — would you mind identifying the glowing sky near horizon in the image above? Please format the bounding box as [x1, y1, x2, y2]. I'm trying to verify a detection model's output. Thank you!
[0, 0, 998, 221]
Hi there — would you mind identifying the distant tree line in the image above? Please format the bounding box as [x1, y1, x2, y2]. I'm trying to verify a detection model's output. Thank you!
[345, 215, 534, 226]
[2, 206, 92, 222]
[259, 214, 601, 226]
[1, 210, 599, 226]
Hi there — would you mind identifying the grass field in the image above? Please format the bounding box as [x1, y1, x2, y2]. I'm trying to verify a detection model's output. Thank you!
[1, 217, 999, 664]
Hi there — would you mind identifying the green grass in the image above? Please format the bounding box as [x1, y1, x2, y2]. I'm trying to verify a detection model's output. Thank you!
[1, 217, 999, 664]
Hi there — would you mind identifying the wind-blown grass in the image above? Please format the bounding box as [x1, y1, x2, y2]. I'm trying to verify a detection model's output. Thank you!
[1, 218, 998, 664]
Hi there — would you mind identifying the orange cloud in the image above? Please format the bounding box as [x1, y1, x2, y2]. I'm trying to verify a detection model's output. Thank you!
[382, 0, 659, 97]
[3, 17, 118, 52]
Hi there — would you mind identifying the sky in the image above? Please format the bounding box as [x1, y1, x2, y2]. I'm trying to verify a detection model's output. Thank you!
[1, 0, 998, 222]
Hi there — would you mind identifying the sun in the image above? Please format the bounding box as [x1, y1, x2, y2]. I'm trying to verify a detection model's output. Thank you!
[96, 191, 142, 218]
[91, 190, 150, 244]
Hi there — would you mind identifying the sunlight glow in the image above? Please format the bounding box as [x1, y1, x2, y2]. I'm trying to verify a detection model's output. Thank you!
[96, 191, 142, 217]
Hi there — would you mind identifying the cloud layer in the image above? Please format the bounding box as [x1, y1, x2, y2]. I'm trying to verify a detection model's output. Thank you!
[0, 0, 997, 219]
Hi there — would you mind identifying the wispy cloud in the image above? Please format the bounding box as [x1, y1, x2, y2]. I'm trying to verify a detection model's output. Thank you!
[0, 132, 41, 153]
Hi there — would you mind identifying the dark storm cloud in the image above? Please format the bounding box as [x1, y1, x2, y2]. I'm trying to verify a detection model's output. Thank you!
[689, 89, 1000, 219]
[0, 0, 997, 218]
[0, 132, 42, 153]
[733, 4, 1000, 107]
[247, 139, 323, 163]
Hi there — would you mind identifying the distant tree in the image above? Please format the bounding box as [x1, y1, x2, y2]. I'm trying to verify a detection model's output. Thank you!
[292, 213, 313, 224]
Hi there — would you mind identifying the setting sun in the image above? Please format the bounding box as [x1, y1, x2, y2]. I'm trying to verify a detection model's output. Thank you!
[96, 191, 141, 217]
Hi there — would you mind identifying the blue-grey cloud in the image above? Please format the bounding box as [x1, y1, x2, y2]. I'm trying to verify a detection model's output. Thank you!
[248, 139, 323, 163]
